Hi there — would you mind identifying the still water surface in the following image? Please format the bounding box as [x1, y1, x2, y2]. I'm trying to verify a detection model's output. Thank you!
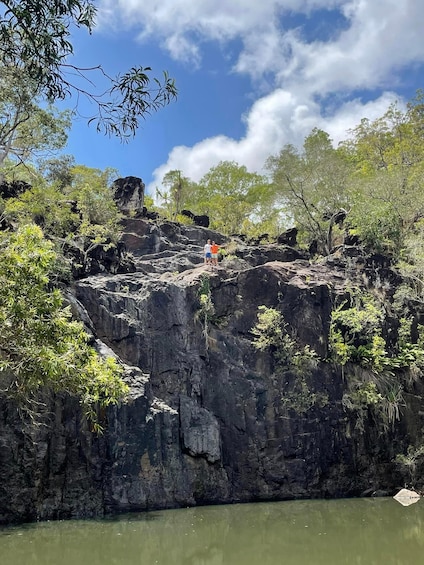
[1, 498, 423, 565]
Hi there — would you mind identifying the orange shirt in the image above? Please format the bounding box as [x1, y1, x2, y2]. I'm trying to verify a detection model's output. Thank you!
[211, 244, 219, 254]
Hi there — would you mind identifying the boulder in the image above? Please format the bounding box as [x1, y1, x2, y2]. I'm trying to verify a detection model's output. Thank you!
[112, 176, 145, 216]
[393, 488, 421, 506]
[181, 209, 210, 228]
[277, 227, 298, 247]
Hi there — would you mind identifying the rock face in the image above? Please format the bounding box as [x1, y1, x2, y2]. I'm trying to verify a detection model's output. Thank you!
[112, 176, 145, 216]
[1, 216, 423, 524]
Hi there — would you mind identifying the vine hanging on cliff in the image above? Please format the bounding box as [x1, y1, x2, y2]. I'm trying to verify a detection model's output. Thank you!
[195, 274, 215, 351]
[251, 305, 323, 413]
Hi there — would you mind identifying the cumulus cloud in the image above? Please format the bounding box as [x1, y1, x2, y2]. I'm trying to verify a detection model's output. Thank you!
[98, 0, 424, 89]
[275, 1, 424, 95]
[97, 0, 343, 66]
[97, 0, 424, 194]
[147, 90, 402, 193]
[149, 90, 305, 189]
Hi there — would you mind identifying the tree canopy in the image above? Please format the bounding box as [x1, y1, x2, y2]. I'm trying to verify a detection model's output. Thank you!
[0, 0, 177, 139]
[154, 92, 424, 268]
[0, 224, 128, 431]
[265, 128, 352, 253]
[156, 162, 272, 236]
[0, 65, 71, 167]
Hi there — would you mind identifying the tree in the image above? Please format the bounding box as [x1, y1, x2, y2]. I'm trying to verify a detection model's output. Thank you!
[68, 164, 122, 256]
[0, 0, 177, 139]
[340, 96, 424, 254]
[39, 154, 76, 188]
[341, 98, 424, 176]
[0, 224, 128, 430]
[157, 169, 197, 219]
[156, 162, 274, 236]
[266, 129, 352, 253]
[197, 161, 271, 235]
[3, 164, 122, 270]
[3, 180, 79, 238]
[0, 65, 71, 168]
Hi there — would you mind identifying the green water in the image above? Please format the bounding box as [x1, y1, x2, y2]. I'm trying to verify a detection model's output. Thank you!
[1, 498, 423, 565]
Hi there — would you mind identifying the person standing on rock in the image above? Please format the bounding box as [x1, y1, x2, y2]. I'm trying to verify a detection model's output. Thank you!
[211, 241, 219, 266]
[204, 239, 212, 265]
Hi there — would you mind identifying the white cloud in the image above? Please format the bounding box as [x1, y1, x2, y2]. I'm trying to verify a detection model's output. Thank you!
[321, 92, 405, 144]
[163, 34, 201, 66]
[98, 1, 424, 90]
[276, 0, 424, 95]
[97, 1, 344, 66]
[148, 90, 303, 191]
[147, 90, 402, 194]
[96, 0, 424, 194]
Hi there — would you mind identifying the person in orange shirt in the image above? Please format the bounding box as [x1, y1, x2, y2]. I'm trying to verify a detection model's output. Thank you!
[211, 241, 219, 266]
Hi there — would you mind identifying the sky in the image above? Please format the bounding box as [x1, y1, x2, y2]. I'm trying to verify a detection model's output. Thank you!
[62, 0, 424, 197]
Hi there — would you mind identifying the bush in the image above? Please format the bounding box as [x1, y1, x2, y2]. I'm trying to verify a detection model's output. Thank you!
[251, 306, 323, 412]
[0, 224, 128, 431]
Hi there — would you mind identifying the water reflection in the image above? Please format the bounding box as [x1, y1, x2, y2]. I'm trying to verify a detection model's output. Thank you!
[1, 498, 424, 565]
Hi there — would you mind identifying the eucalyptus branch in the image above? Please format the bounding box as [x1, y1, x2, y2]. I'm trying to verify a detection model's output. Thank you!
[0, 1, 177, 140]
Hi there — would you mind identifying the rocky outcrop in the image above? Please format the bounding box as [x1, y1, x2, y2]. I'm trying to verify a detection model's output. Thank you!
[1, 216, 423, 524]
[112, 176, 145, 216]
[0, 180, 32, 230]
[0, 179, 31, 199]
[181, 209, 210, 227]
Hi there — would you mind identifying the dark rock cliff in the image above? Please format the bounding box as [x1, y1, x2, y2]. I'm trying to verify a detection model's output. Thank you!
[1, 215, 423, 524]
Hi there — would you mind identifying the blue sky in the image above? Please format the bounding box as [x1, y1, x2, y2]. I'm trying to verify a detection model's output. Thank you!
[62, 0, 424, 197]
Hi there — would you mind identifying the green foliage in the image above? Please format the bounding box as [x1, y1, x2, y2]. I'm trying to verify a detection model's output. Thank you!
[396, 219, 424, 303]
[340, 95, 424, 256]
[342, 373, 406, 432]
[0, 1, 177, 139]
[353, 334, 388, 371]
[156, 169, 199, 220]
[252, 305, 319, 372]
[380, 382, 405, 427]
[252, 306, 322, 412]
[0, 0, 95, 101]
[196, 161, 272, 235]
[251, 305, 284, 351]
[348, 191, 404, 254]
[198, 275, 215, 317]
[68, 165, 122, 241]
[390, 319, 424, 375]
[281, 378, 328, 414]
[330, 292, 424, 376]
[330, 291, 424, 430]
[0, 65, 71, 167]
[329, 292, 386, 370]
[395, 445, 424, 487]
[91, 66, 177, 139]
[4, 181, 79, 237]
[3, 164, 123, 270]
[196, 275, 215, 349]
[265, 128, 352, 253]
[40, 155, 76, 188]
[343, 381, 383, 410]
[143, 194, 154, 209]
[0, 224, 128, 430]
[156, 162, 280, 237]
[342, 380, 384, 431]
